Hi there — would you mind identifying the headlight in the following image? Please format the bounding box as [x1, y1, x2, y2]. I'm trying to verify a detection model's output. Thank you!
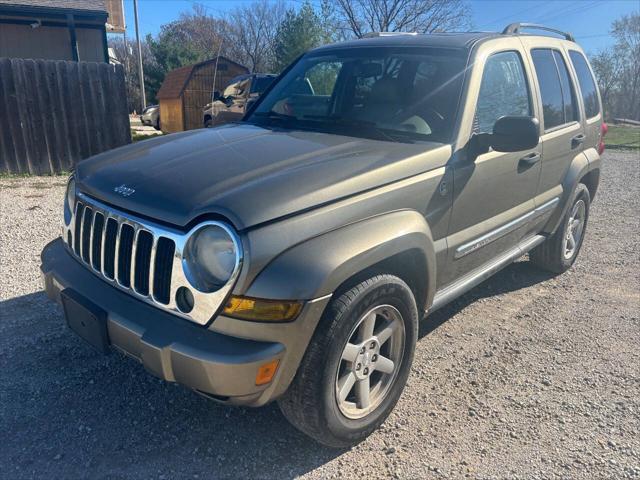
[64, 176, 76, 225]
[182, 224, 240, 293]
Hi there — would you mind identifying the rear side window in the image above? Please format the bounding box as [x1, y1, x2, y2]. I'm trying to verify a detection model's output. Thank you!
[475, 51, 531, 133]
[531, 49, 577, 130]
[569, 51, 600, 118]
[553, 51, 577, 123]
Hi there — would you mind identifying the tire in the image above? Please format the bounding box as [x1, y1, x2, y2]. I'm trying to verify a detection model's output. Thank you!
[530, 183, 591, 273]
[278, 275, 418, 447]
[204, 117, 212, 128]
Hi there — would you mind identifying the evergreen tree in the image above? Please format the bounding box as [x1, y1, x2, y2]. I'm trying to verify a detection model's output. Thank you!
[273, 2, 323, 73]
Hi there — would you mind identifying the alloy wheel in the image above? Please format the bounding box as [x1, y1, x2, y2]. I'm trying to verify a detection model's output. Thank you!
[563, 199, 586, 260]
[335, 305, 405, 419]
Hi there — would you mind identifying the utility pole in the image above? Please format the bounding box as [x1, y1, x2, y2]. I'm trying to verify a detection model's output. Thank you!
[133, 0, 146, 111]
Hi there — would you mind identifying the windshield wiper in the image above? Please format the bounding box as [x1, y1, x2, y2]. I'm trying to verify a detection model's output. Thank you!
[251, 111, 295, 121]
[302, 115, 402, 142]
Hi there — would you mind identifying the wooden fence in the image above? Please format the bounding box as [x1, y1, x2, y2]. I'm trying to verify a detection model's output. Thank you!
[0, 58, 131, 175]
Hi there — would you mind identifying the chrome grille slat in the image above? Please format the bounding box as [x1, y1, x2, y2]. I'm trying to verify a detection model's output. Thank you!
[148, 236, 158, 300]
[91, 212, 105, 271]
[100, 214, 108, 275]
[89, 209, 97, 267]
[63, 192, 242, 326]
[80, 206, 93, 263]
[113, 222, 122, 283]
[129, 227, 139, 291]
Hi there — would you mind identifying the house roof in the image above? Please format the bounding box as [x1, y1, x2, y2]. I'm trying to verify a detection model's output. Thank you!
[157, 57, 249, 100]
[0, 0, 106, 12]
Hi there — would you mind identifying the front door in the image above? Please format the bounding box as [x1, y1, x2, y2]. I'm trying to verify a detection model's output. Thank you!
[443, 49, 541, 285]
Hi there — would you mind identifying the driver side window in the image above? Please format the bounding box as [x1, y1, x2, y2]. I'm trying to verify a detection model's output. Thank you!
[475, 51, 531, 134]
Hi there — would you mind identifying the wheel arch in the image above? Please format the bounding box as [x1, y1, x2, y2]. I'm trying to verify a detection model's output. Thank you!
[543, 150, 599, 235]
[245, 210, 437, 313]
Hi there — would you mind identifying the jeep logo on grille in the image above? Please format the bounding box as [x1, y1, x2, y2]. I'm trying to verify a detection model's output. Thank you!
[114, 184, 135, 197]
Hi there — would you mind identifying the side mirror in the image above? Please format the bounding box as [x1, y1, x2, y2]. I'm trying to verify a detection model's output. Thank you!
[491, 116, 540, 152]
[213, 90, 222, 101]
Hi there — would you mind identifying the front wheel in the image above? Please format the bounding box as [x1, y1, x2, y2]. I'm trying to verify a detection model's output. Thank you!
[530, 183, 591, 273]
[278, 275, 418, 447]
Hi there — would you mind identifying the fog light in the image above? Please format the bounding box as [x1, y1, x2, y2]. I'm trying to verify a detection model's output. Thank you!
[176, 286, 194, 313]
[223, 296, 302, 322]
[255, 359, 280, 386]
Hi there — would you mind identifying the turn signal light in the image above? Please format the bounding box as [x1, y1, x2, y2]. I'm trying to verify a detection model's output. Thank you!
[223, 296, 302, 322]
[598, 122, 608, 155]
[255, 359, 280, 385]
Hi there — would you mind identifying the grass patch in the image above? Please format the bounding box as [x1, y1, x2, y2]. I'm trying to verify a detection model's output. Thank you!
[132, 131, 163, 143]
[606, 124, 640, 149]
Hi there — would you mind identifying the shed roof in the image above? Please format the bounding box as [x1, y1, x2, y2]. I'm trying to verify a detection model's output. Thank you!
[157, 56, 249, 100]
[0, 0, 106, 14]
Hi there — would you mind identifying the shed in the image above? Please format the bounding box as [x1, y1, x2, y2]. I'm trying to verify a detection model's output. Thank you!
[157, 57, 249, 133]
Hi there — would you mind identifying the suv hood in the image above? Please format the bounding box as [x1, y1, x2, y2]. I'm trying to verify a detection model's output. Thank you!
[76, 124, 451, 229]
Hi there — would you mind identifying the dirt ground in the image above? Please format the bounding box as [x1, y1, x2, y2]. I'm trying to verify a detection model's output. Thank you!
[1, 150, 639, 479]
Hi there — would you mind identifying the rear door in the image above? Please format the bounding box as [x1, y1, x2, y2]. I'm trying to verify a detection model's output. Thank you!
[521, 39, 585, 207]
[567, 50, 603, 153]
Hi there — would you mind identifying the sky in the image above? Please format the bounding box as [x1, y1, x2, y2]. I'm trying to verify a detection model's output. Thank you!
[114, 0, 640, 53]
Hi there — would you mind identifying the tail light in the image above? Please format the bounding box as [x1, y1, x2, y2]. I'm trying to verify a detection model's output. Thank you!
[597, 122, 608, 155]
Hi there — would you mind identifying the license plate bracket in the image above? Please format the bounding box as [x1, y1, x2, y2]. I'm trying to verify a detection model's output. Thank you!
[61, 289, 110, 354]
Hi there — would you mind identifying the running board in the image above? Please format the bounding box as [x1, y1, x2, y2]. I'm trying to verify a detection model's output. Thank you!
[428, 234, 546, 314]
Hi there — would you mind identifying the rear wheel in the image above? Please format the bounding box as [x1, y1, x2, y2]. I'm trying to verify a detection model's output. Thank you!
[278, 275, 418, 447]
[530, 183, 590, 273]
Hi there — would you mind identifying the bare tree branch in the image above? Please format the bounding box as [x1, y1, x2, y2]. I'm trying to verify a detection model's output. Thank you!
[334, 0, 471, 38]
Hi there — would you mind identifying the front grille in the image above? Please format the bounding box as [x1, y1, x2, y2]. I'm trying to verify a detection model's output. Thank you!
[63, 191, 242, 326]
[68, 199, 175, 305]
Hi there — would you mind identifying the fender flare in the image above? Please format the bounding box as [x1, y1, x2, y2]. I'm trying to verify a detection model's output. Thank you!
[544, 150, 599, 235]
[245, 210, 437, 309]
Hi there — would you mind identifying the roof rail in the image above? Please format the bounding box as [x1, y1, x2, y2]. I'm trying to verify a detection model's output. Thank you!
[362, 32, 418, 38]
[502, 23, 575, 42]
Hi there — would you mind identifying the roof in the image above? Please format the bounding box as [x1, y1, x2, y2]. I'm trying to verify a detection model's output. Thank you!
[157, 56, 249, 100]
[0, 0, 106, 13]
[313, 32, 500, 52]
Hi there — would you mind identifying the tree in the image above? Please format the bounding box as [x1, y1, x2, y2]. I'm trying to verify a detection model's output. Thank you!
[590, 12, 640, 121]
[334, 0, 471, 38]
[610, 13, 640, 120]
[225, 0, 286, 73]
[273, 2, 323, 72]
[590, 49, 623, 120]
[108, 36, 158, 112]
[145, 4, 229, 103]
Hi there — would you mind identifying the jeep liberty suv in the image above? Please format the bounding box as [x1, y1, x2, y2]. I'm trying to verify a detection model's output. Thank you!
[41, 23, 605, 447]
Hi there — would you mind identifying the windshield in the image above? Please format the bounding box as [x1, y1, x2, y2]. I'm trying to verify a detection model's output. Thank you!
[247, 47, 468, 143]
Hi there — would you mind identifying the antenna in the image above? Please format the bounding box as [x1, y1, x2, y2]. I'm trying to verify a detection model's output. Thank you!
[211, 41, 223, 105]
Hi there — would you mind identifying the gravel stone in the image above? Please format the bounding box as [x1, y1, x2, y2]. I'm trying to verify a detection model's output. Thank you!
[1, 150, 639, 479]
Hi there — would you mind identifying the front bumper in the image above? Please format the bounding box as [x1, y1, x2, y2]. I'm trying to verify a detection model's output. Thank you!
[41, 238, 287, 405]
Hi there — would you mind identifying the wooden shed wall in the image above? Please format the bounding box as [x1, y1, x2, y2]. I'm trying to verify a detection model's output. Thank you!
[182, 60, 248, 130]
[159, 98, 183, 134]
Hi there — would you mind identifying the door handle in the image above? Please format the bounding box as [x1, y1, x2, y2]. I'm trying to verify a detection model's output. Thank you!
[571, 133, 586, 149]
[519, 152, 541, 166]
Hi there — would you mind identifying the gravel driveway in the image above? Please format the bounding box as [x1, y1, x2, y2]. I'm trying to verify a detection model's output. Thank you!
[1, 150, 639, 479]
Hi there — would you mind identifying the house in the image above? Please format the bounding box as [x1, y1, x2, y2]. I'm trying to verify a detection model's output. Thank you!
[0, 0, 109, 62]
[157, 56, 249, 133]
